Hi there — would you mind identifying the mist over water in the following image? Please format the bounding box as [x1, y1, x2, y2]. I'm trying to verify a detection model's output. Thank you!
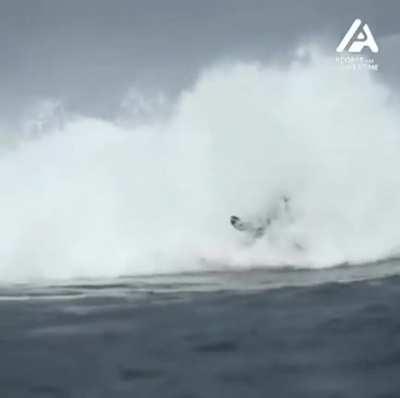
[1, 49, 400, 282]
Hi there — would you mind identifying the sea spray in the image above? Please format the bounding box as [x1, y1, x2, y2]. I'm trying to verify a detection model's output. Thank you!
[0, 48, 400, 281]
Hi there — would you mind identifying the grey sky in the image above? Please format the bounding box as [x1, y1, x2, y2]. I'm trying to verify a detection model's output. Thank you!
[1, 0, 400, 125]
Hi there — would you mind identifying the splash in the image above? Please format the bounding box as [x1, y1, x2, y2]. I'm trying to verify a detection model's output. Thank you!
[1, 48, 400, 281]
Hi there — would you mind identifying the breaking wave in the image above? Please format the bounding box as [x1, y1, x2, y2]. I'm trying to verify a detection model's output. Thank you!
[1, 48, 400, 281]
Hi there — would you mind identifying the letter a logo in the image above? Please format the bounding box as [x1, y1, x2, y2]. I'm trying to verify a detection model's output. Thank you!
[336, 19, 379, 53]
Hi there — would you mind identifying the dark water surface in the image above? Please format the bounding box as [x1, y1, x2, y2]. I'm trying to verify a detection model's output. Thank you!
[1, 261, 400, 397]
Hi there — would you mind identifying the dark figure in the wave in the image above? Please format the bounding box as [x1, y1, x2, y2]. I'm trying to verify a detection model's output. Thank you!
[230, 195, 291, 240]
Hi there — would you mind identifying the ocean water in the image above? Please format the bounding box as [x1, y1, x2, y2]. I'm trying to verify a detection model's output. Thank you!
[1, 261, 400, 397]
[1, 47, 400, 396]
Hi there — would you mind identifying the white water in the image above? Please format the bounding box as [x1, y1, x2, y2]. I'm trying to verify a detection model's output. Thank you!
[1, 49, 400, 281]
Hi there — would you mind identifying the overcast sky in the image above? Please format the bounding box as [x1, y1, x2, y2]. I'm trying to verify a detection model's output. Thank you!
[1, 0, 400, 125]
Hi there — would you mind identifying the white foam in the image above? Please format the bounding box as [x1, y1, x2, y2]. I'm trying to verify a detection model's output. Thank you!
[1, 48, 400, 281]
